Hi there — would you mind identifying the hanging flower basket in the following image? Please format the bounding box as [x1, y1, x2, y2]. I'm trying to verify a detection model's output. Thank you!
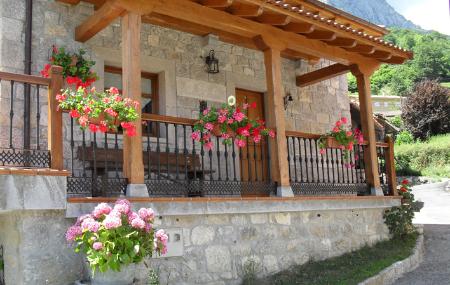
[318, 117, 364, 168]
[193, 102, 275, 150]
[324, 136, 342, 149]
[56, 86, 140, 137]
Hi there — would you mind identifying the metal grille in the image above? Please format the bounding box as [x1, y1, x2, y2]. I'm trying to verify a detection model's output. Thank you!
[291, 182, 371, 196]
[0, 148, 50, 168]
[146, 180, 277, 197]
[67, 177, 127, 197]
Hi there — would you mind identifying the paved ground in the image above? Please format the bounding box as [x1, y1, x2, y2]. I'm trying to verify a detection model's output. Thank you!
[394, 181, 450, 285]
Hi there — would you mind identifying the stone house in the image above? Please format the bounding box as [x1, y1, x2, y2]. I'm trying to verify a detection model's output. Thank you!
[0, 0, 412, 284]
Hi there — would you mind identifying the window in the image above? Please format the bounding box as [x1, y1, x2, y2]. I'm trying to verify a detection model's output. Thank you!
[104, 65, 159, 115]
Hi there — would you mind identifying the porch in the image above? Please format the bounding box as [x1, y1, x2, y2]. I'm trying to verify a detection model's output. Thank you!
[0, 0, 411, 199]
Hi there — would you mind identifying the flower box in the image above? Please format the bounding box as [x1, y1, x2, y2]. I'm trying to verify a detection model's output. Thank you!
[325, 136, 342, 149]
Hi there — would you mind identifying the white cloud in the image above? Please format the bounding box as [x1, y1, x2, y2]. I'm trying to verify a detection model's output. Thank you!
[387, 0, 450, 35]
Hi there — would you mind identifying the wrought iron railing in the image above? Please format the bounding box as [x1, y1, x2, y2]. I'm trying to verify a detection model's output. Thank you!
[142, 114, 276, 197]
[0, 72, 52, 168]
[66, 117, 127, 197]
[286, 131, 371, 196]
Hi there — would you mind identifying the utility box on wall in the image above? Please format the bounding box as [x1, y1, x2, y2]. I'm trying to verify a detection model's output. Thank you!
[157, 228, 183, 258]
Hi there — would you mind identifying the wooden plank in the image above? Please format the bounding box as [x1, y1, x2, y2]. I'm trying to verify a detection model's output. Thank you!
[282, 22, 315, 34]
[230, 4, 263, 17]
[344, 44, 376, 54]
[142, 113, 196, 126]
[326, 37, 357, 48]
[384, 136, 398, 196]
[257, 14, 291, 26]
[260, 38, 290, 187]
[201, 0, 233, 8]
[0, 71, 51, 86]
[285, 130, 321, 139]
[304, 30, 336, 40]
[75, 0, 125, 42]
[47, 66, 64, 170]
[296, 63, 354, 87]
[352, 65, 381, 191]
[122, 12, 144, 184]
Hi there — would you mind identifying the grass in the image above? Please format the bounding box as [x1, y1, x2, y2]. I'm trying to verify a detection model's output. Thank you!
[441, 82, 450, 88]
[395, 134, 450, 178]
[253, 233, 418, 285]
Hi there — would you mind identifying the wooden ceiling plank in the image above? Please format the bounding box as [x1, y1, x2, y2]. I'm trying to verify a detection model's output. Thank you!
[201, 0, 234, 8]
[75, 0, 125, 42]
[282, 22, 315, 34]
[296, 63, 355, 87]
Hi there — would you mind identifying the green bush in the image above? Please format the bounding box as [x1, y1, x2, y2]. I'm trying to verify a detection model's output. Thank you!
[395, 134, 450, 177]
[389, 115, 403, 129]
[395, 130, 414, 145]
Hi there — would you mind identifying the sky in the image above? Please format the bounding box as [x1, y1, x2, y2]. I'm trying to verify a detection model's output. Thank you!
[386, 0, 450, 35]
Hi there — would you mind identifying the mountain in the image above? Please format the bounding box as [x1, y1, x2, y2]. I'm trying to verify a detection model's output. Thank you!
[320, 0, 421, 30]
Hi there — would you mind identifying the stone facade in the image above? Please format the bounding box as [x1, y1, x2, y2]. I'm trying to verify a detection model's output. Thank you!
[0, 0, 350, 151]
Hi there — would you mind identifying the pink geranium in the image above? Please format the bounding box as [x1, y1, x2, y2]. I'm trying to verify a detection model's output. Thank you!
[233, 111, 245, 122]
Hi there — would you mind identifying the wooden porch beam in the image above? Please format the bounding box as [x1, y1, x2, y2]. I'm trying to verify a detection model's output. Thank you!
[75, 0, 125, 42]
[296, 63, 353, 87]
[352, 64, 382, 194]
[201, 0, 234, 8]
[121, 12, 145, 184]
[230, 5, 263, 17]
[282, 22, 315, 34]
[257, 35, 292, 195]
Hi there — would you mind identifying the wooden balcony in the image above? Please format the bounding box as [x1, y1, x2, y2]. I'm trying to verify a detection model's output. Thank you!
[0, 68, 398, 198]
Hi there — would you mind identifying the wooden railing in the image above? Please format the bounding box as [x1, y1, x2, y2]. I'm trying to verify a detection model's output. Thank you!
[0, 66, 63, 169]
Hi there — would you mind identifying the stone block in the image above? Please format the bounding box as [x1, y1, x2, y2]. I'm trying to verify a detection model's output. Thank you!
[191, 225, 215, 245]
[205, 246, 231, 272]
[270, 213, 291, 225]
[250, 213, 268, 224]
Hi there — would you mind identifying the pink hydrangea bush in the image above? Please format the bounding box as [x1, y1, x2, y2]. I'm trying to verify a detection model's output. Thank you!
[318, 117, 364, 168]
[66, 199, 167, 274]
[193, 102, 275, 150]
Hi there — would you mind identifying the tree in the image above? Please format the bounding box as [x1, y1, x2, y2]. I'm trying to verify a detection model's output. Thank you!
[401, 80, 450, 139]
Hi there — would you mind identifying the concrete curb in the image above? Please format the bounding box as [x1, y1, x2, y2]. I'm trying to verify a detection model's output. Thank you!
[358, 232, 425, 285]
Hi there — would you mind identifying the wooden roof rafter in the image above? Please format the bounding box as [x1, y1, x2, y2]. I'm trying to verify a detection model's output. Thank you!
[61, 0, 412, 65]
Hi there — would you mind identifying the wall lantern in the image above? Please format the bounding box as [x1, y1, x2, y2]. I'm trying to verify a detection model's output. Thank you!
[283, 92, 293, 110]
[205, 50, 219, 74]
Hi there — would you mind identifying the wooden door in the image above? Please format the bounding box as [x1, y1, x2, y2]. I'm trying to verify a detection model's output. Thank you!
[236, 89, 269, 185]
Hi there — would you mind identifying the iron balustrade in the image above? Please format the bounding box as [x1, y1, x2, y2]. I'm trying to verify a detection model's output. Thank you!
[66, 117, 127, 197]
[0, 72, 52, 168]
[142, 114, 276, 197]
[286, 131, 370, 196]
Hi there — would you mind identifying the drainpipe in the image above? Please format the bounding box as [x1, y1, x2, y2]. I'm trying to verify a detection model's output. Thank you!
[24, 0, 33, 149]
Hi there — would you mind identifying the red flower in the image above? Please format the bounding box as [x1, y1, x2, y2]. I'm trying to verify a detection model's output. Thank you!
[400, 187, 407, 193]
[340, 117, 348, 124]
[69, 109, 80, 118]
[109, 87, 119, 95]
[52, 45, 58, 54]
[250, 102, 257, 109]
[121, 122, 133, 129]
[66, 76, 81, 86]
[55, 93, 66, 102]
[125, 125, 136, 137]
[89, 123, 98, 133]
[40, 64, 51, 78]
[99, 121, 108, 133]
[401, 179, 409, 185]
[268, 130, 276, 138]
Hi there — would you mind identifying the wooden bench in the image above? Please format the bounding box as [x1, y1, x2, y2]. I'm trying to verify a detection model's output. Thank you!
[77, 147, 206, 179]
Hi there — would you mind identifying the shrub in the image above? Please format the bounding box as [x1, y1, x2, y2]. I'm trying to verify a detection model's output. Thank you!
[395, 134, 450, 177]
[395, 130, 414, 145]
[389, 115, 403, 128]
[401, 80, 450, 140]
[384, 179, 417, 238]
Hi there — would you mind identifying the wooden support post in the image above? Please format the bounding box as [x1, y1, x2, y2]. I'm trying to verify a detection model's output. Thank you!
[255, 35, 293, 196]
[122, 12, 145, 185]
[385, 136, 398, 196]
[352, 65, 383, 195]
[48, 65, 64, 170]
